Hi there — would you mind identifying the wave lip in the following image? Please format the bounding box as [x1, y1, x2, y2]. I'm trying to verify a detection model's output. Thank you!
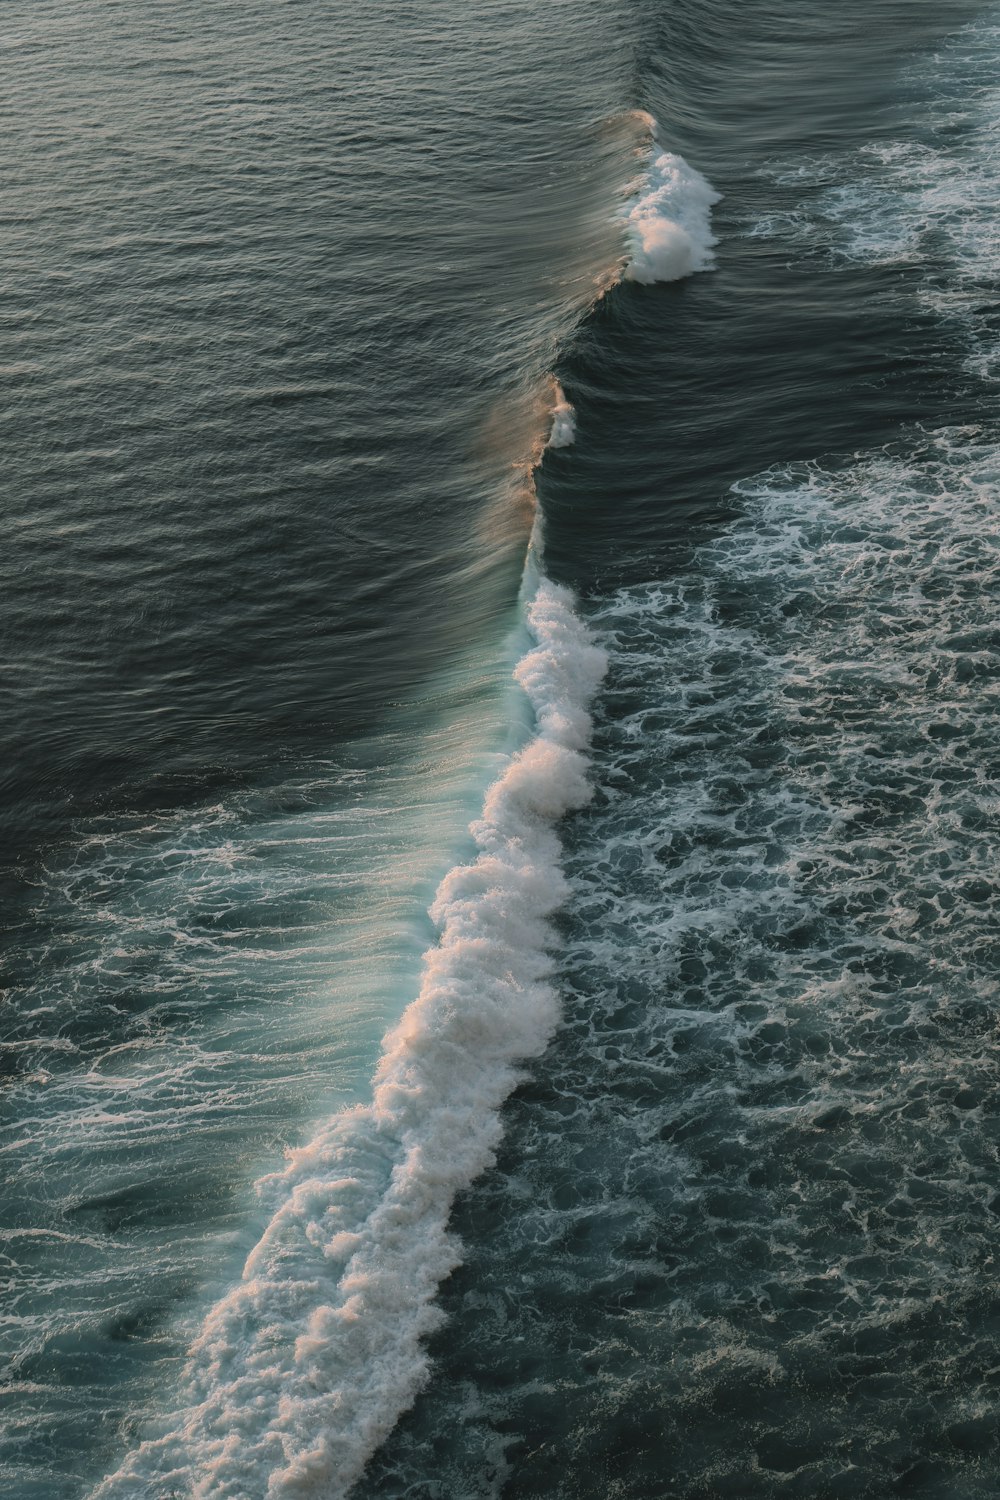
[624, 121, 721, 284]
[90, 575, 606, 1500]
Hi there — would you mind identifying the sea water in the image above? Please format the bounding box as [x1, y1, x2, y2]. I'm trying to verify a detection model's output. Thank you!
[6, 1, 1000, 1497]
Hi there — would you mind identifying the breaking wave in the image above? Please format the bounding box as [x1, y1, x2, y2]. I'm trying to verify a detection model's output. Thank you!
[83, 102, 726, 1499]
[89, 566, 606, 1500]
[623, 116, 721, 284]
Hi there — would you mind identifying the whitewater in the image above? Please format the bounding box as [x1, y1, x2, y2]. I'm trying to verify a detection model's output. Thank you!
[89, 568, 605, 1500]
[87, 120, 718, 1499]
[623, 114, 721, 285]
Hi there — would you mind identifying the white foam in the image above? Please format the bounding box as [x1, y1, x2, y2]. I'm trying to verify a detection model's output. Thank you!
[547, 380, 576, 448]
[624, 120, 721, 284]
[90, 574, 606, 1500]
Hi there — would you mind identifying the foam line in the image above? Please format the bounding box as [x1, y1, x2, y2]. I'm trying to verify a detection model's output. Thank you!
[90, 570, 606, 1500]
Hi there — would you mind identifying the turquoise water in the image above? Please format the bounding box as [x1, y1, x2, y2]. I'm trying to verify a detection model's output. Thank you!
[6, 0, 1000, 1496]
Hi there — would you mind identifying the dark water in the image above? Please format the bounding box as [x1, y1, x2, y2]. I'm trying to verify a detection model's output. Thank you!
[6, 0, 1000, 1495]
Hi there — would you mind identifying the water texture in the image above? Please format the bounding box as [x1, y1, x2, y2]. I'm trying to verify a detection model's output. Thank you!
[6, 0, 1000, 1497]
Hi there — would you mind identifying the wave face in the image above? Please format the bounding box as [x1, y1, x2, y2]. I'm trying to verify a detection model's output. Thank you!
[0, 0, 639, 1493]
[90, 576, 605, 1499]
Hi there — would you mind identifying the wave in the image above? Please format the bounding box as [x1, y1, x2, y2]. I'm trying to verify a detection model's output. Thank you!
[84, 104, 727, 1499]
[623, 117, 721, 284]
[89, 563, 606, 1499]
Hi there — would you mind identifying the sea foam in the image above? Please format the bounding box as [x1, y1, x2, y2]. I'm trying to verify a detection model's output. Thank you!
[90, 571, 606, 1500]
[547, 380, 576, 448]
[624, 119, 721, 284]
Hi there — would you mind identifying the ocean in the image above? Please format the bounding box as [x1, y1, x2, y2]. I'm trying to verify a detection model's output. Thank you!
[5, 0, 1000, 1495]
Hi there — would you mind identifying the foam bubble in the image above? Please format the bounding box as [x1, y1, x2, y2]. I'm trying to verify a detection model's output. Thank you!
[623, 120, 721, 285]
[90, 576, 606, 1500]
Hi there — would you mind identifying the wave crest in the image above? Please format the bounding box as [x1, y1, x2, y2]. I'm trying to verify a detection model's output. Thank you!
[624, 122, 721, 284]
[90, 579, 606, 1500]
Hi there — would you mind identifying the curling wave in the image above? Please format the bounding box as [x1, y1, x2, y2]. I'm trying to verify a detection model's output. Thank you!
[90, 568, 606, 1500]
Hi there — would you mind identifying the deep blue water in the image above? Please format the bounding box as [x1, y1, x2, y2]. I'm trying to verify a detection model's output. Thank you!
[6, 0, 1000, 1496]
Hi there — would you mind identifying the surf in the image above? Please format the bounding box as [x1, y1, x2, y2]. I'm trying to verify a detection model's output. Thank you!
[84, 110, 720, 1500]
[89, 558, 606, 1499]
[623, 115, 721, 285]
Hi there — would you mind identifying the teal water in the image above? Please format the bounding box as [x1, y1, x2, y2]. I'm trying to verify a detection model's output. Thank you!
[6, 0, 1000, 1496]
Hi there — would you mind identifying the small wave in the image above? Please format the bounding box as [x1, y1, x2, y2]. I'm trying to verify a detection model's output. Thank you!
[90, 573, 606, 1499]
[623, 119, 721, 285]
